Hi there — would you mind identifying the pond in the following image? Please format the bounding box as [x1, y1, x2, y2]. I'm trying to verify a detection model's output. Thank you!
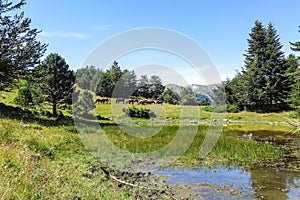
[154, 167, 300, 199]
[153, 130, 300, 199]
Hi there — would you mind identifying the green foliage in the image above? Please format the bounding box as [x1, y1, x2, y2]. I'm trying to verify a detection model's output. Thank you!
[159, 88, 180, 105]
[113, 69, 137, 98]
[287, 28, 300, 113]
[290, 26, 300, 55]
[148, 75, 165, 99]
[75, 66, 103, 92]
[34, 53, 75, 116]
[219, 21, 297, 113]
[122, 106, 156, 119]
[0, 0, 47, 90]
[96, 61, 125, 97]
[180, 86, 197, 105]
[289, 111, 300, 119]
[73, 89, 95, 117]
[134, 75, 165, 99]
[243, 21, 288, 111]
[13, 80, 32, 107]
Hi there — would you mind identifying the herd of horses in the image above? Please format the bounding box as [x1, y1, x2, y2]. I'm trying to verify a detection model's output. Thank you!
[94, 98, 163, 105]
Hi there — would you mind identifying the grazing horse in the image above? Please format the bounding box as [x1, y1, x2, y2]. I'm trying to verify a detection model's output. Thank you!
[116, 98, 125, 104]
[138, 99, 155, 105]
[156, 100, 163, 105]
[138, 99, 147, 105]
[95, 98, 109, 104]
[146, 99, 155, 104]
[126, 99, 135, 104]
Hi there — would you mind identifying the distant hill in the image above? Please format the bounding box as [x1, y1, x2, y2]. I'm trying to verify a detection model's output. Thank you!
[166, 83, 217, 96]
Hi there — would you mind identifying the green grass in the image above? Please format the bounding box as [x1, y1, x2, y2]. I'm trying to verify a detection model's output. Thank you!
[0, 118, 134, 199]
[0, 90, 296, 198]
[100, 124, 286, 168]
[94, 102, 296, 123]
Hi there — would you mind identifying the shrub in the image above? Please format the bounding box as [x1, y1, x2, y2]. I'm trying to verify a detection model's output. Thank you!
[226, 104, 239, 113]
[290, 111, 300, 119]
[122, 106, 156, 119]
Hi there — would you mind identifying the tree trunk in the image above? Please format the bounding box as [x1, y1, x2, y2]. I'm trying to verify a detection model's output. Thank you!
[53, 101, 57, 117]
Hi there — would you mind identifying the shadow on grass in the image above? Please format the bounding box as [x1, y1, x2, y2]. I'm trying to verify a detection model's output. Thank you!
[0, 102, 74, 126]
[0, 103, 115, 130]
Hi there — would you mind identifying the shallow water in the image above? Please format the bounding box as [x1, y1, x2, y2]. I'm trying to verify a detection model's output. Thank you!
[154, 130, 300, 199]
[154, 167, 300, 199]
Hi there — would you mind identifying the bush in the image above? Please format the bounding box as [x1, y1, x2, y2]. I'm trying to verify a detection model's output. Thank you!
[203, 106, 212, 112]
[13, 80, 33, 107]
[122, 106, 156, 119]
[226, 104, 239, 113]
[290, 111, 300, 119]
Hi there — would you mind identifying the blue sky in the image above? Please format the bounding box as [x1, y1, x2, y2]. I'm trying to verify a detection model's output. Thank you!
[22, 0, 300, 84]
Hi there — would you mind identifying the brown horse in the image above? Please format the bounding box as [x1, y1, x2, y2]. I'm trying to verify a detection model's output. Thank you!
[156, 100, 163, 105]
[125, 99, 135, 104]
[138, 99, 155, 105]
[95, 98, 109, 104]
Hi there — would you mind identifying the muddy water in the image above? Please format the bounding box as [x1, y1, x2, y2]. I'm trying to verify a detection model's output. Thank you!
[154, 130, 300, 199]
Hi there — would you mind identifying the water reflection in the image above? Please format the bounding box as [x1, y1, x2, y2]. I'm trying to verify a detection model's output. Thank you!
[154, 167, 300, 199]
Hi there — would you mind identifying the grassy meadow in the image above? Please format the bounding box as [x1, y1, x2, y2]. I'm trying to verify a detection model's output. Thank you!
[0, 90, 298, 198]
[93, 97, 296, 123]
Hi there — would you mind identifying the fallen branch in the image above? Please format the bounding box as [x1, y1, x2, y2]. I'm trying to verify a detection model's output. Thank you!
[100, 167, 149, 189]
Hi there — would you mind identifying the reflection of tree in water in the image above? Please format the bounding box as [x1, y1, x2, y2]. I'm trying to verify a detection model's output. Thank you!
[251, 168, 300, 199]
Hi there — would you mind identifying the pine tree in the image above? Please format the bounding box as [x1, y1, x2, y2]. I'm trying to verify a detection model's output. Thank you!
[0, 0, 47, 90]
[134, 75, 150, 98]
[35, 53, 75, 116]
[243, 21, 267, 110]
[288, 27, 300, 112]
[112, 69, 137, 98]
[243, 21, 288, 111]
[159, 88, 180, 105]
[264, 23, 286, 110]
[290, 26, 300, 56]
[96, 61, 123, 97]
[149, 75, 165, 99]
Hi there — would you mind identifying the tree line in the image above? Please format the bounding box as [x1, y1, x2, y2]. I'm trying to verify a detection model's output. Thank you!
[0, 1, 299, 117]
[75, 62, 198, 105]
[214, 21, 300, 114]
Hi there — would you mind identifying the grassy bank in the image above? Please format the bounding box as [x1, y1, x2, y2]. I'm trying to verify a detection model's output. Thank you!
[0, 118, 134, 199]
[101, 124, 286, 168]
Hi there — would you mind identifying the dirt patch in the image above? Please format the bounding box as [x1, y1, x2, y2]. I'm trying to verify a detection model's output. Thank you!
[93, 165, 202, 199]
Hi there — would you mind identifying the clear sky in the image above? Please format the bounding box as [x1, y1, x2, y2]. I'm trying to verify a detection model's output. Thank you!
[21, 0, 300, 84]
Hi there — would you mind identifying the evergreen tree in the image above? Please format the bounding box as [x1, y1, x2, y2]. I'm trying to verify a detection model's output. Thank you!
[159, 88, 180, 105]
[13, 80, 32, 107]
[149, 75, 165, 99]
[243, 21, 288, 111]
[243, 21, 267, 109]
[224, 72, 247, 110]
[0, 0, 47, 90]
[134, 75, 150, 98]
[287, 68, 300, 112]
[96, 61, 123, 97]
[290, 26, 300, 56]
[35, 53, 75, 116]
[264, 23, 286, 109]
[288, 27, 300, 112]
[113, 69, 137, 98]
[75, 66, 103, 91]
